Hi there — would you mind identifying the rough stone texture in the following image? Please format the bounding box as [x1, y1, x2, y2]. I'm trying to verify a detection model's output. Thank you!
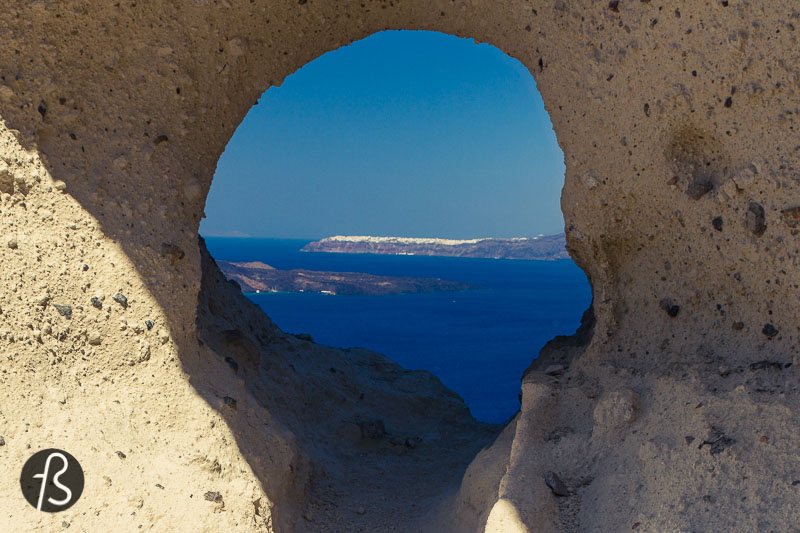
[592, 389, 640, 435]
[0, 1, 798, 532]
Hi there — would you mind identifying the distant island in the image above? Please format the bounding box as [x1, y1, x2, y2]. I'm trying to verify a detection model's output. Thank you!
[301, 233, 568, 260]
[217, 260, 481, 296]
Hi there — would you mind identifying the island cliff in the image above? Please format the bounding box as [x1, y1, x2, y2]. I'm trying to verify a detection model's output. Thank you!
[302, 234, 569, 260]
[216, 260, 480, 295]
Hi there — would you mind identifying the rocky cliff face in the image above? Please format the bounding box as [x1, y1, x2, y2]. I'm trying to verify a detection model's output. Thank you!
[0, 2, 798, 532]
[301, 234, 569, 260]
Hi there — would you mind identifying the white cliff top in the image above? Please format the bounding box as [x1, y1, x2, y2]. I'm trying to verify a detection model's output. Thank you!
[320, 235, 540, 245]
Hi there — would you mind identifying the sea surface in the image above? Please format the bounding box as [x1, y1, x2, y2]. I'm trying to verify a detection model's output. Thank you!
[203, 237, 592, 423]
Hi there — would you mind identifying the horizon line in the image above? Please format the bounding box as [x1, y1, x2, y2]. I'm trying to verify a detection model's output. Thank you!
[200, 232, 564, 240]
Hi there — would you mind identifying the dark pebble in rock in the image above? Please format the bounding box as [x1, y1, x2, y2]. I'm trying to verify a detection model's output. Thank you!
[544, 471, 569, 497]
[709, 437, 735, 455]
[116, 451, 126, 459]
[712, 216, 723, 231]
[155, 483, 164, 489]
[659, 299, 680, 317]
[687, 181, 713, 200]
[54, 304, 72, 319]
[0, 436, 5, 446]
[750, 360, 784, 371]
[160, 243, 185, 265]
[685, 436, 695, 445]
[113, 293, 128, 308]
[91, 297, 102, 309]
[762, 323, 778, 338]
[781, 207, 800, 228]
[223, 396, 237, 410]
[62, 521, 70, 529]
[153, 135, 169, 145]
[699, 429, 736, 455]
[405, 436, 423, 449]
[82, 264, 89, 271]
[358, 419, 387, 440]
[224, 356, 239, 373]
[145, 319, 154, 330]
[792, 480, 800, 486]
[746, 202, 767, 236]
[204, 491, 222, 503]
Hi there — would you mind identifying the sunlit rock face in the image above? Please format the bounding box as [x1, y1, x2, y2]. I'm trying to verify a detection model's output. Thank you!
[0, 2, 797, 531]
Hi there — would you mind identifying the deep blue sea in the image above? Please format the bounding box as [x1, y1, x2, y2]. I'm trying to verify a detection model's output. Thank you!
[203, 238, 592, 423]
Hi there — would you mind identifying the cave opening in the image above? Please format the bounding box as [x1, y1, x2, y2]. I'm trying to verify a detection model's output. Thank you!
[200, 30, 591, 425]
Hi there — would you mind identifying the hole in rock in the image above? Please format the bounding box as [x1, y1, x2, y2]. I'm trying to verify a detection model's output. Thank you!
[197, 30, 594, 529]
[201, 30, 591, 424]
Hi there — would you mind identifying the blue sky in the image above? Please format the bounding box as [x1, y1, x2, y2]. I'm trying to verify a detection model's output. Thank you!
[200, 30, 565, 239]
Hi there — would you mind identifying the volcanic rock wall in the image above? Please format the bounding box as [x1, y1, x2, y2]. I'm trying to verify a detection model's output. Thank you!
[0, 1, 798, 532]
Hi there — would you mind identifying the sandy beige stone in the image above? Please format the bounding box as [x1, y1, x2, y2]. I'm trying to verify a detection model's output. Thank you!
[0, 1, 798, 532]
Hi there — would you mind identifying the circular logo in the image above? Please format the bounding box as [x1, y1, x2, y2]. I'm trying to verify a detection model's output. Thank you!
[20, 449, 84, 512]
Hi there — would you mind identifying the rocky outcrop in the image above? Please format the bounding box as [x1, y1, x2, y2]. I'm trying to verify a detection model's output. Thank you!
[197, 239, 497, 531]
[302, 234, 569, 260]
[0, 2, 798, 532]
